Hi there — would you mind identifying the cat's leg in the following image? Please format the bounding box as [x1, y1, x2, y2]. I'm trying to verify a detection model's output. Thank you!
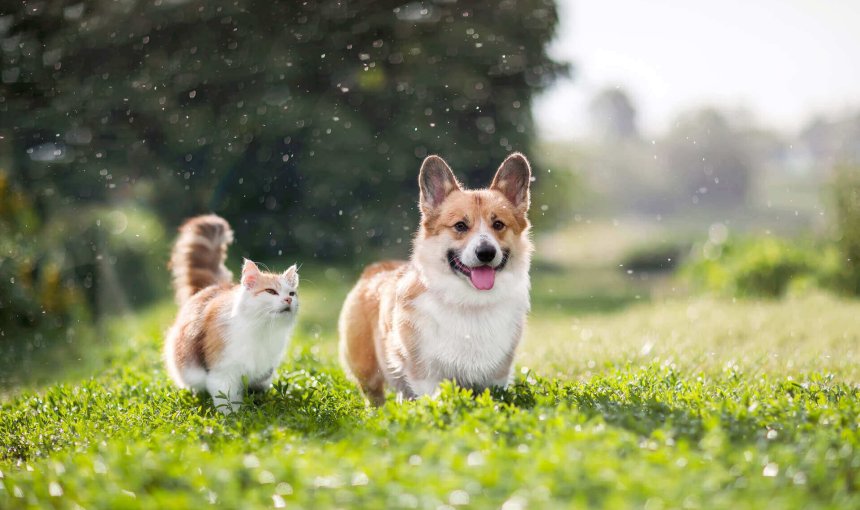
[248, 368, 274, 393]
[206, 370, 243, 414]
[182, 364, 209, 393]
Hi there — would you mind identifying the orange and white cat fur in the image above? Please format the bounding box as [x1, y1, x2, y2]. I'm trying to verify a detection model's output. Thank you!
[339, 153, 533, 405]
[164, 214, 299, 414]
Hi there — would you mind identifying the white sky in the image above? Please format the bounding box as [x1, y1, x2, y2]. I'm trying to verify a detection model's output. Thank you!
[534, 0, 860, 139]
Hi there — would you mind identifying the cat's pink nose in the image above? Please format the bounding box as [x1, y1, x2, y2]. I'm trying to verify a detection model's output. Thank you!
[284, 297, 292, 305]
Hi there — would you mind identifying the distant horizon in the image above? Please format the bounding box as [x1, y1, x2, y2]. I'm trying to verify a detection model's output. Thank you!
[534, 0, 860, 140]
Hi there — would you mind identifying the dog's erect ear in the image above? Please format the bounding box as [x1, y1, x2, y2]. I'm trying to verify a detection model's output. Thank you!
[491, 153, 531, 211]
[419, 155, 460, 213]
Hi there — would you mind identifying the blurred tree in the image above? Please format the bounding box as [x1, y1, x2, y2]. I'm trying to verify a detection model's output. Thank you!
[831, 165, 860, 295]
[580, 88, 671, 214]
[0, 0, 567, 271]
[799, 114, 860, 173]
[662, 108, 752, 209]
[0, 170, 90, 340]
[588, 87, 639, 142]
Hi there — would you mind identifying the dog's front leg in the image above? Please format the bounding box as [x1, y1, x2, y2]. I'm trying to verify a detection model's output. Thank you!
[409, 378, 442, 400]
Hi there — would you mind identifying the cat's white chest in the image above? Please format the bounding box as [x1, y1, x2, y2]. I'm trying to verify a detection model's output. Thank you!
[223, 319, 293, 378]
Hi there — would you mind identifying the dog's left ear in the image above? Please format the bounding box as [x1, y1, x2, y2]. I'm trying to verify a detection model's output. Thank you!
[491, 153, 531, 211]
[419, 155, 461, 214]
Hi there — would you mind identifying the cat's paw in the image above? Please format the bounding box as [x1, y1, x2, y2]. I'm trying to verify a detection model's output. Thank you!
[214, 399, 240, 415]
[248, 369, 275, 393]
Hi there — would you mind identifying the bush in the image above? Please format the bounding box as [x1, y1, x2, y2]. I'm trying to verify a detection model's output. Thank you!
[620, 241, 687, 273]
[0, 172, 89, 333]
[1, 171, 175, 385]
[42, 205, 172, 314]
[731, 240, 812, 297]
[683, 237, 815, 298]
[0, 172, 94, 385]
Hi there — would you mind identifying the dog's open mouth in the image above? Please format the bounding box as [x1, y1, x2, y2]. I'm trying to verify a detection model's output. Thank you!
[447, 250, 509, 291]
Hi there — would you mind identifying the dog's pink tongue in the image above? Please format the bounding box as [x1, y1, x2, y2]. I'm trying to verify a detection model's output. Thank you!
[469, 266, 495, 290]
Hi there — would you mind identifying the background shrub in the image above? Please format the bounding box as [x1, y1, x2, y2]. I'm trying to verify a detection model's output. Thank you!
[683, 237, 815, 298]
[620, 241, 687, 273]
[1, 172, 168, 382]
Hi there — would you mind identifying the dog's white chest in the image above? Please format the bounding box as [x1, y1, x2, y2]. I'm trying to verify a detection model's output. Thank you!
[409, 292, 527, 387]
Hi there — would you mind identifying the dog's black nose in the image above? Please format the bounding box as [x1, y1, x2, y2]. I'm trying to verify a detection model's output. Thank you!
[475, 244, 497, 263]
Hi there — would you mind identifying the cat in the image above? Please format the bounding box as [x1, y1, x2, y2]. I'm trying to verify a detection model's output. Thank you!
[164, 214, 299, 414]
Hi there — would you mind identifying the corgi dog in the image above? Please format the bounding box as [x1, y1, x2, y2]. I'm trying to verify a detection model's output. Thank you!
[339, 153, 533, 405]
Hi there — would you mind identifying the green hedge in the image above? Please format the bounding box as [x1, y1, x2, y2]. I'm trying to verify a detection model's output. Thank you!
[682, 236, 846, 298]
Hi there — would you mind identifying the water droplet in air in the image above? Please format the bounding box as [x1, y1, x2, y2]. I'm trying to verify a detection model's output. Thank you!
[762, 463, 779, 477]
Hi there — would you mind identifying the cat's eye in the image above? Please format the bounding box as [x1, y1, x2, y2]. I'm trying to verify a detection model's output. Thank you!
[289, 291, 296, 296]
[264, 288, 278, 295]
[492, 220, 505, 231]
[454, 221, 469, 233]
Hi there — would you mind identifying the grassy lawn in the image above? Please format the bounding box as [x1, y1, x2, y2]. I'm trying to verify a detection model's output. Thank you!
[1, 264, 859, 509]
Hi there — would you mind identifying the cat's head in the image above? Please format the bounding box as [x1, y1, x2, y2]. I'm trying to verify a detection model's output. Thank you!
[238, 259, 299, 318]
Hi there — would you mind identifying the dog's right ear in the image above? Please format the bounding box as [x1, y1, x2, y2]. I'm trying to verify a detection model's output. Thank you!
[491, 152, 531, 212]
[419, 155, 460, 214]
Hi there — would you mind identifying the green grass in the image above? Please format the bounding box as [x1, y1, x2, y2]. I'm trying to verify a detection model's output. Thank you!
[1, 266, 859, 509]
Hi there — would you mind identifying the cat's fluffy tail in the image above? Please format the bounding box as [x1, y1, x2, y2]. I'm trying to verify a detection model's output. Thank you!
[170, 214, 234, 306]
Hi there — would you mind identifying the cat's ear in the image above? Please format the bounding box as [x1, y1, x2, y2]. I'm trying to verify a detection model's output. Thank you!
[241, 259, 260, 289]
[282, 264, 299, 287]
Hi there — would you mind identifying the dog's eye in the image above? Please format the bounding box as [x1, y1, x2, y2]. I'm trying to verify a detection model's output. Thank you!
[492, 220, 505, 231]
[454, 221, 469, 233]
[289, 291, 296, 296]
[264, 288, 278, 295]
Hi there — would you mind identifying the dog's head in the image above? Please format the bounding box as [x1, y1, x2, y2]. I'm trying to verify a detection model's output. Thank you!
[413, 153, 533, 295]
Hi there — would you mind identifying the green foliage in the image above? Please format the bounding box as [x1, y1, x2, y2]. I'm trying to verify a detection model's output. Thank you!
[0, 177, 170, 316]
[620, 241, 686, 273]
[682, 232, 860, 298]
[730, 239, 813, 297]
[0, 173, 81, 329]
[68, 206, 171, 312]
[1, 0, 567, 262]
[0, 171, 172, 384]
[831, 165, 860, 294]
[0, 173, 91, 378]
[683, 237, 817, 297]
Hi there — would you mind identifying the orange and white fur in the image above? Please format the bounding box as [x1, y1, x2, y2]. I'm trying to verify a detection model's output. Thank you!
[164, 214, 299, 414]
[339, 153, 533, 405]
